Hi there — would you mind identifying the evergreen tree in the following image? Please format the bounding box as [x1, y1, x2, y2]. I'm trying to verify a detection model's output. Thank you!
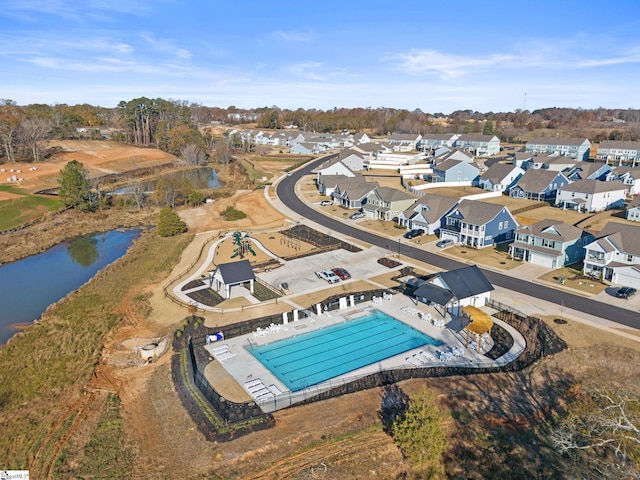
[58, 160, 91, 210]
[392, 386, 447, 475]
[157, 207, 187, 237]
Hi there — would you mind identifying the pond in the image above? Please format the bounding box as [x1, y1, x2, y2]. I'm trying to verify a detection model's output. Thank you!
[110, 167, 221, 194]
[0, 228, 140, 344]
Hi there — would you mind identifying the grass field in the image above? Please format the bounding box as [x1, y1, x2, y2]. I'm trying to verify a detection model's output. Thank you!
[0, 185, 64, 231]
[0, 230, 192, 475]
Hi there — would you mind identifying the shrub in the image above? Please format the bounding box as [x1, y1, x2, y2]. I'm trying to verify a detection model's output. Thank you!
[221, 206, 247, 221]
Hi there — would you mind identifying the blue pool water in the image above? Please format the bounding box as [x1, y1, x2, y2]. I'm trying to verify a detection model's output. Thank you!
[249, 310, 441, 391]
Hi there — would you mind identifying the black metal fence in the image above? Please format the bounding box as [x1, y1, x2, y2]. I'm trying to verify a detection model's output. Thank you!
[173, 295, 568, 436]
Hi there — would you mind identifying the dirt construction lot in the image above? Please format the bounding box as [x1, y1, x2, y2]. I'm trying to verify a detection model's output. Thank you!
[1, 140, 178, 192]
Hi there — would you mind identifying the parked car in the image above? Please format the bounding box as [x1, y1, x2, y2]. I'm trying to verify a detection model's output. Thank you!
[331, 267, 352, 280]
[615, 286, 637, 299]
[320, 200, 333, 206]
[349, 211, 365, 220]
[403, 229, 424, 239]
[436, 239, 454, 248]
[315, 270, 340, 284]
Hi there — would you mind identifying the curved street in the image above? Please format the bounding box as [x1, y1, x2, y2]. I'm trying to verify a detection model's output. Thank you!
[276, 156, 640, 329]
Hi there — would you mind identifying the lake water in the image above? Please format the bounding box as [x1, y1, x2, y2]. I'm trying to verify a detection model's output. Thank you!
[111, 167, 220, 194]
[0, 228, 140, 344]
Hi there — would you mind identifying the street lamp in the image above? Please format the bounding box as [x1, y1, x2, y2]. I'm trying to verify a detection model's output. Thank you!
[397, 238, 401, 259]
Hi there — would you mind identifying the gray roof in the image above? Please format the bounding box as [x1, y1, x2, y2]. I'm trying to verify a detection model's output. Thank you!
[481, 163, 519, 182]
[434, 265, 494, 299]
[413, 282, 455, 305]
[433, 158, 463, 171]
[559, 179, 627, 194]
[628, 196, 640, 209]
[389, 133, 421, 141]
[453, 199, 510, 226]
[216, 260, 255, 284]
[373, 186, 416, 202]
[598, 222, 640, 256]
[514, 169, 564, 193]
[527, 137, 589, 147]
[598, 140, 640, 150]
[456, 133, 497, 142]
[401, 194, 459, 222]
[516, 219, 585, 242]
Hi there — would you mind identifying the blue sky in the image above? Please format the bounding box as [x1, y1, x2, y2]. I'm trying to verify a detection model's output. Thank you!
[1, 0, 639, 112]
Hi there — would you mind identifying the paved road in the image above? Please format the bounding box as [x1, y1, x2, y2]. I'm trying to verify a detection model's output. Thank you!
[276, 157, 640, 329]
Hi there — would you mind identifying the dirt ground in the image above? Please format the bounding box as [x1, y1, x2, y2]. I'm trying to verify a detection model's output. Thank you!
[14, 146, 640, 478]
[1, 140, 178, 193]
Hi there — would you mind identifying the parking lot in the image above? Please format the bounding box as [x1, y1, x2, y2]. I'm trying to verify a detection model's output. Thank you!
[257, 245, 397, 296]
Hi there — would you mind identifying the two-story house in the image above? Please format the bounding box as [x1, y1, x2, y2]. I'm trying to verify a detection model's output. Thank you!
[387, 133, 422, 152]
[508, 219, 594, 268]
[555, 179, 627, 213]
[478, 163, 525, 193]
[612, 166, 640, 195]
[509, 169, 570, 201]
[430, 158, 480, 184]
[583, 222, 640, 287]
[439, 199, 518, 248]
[526, 137, 591, 160]
[565, 162, 613, 181]
[362, 187, 417, 221]
[626, 196, 640, 222]
[396, 194, 459, 234]
[454, 134, 501, 156]
[417, 134, 458, 151]
[330, 177, 379, 209]
[596, 140, 640, 167]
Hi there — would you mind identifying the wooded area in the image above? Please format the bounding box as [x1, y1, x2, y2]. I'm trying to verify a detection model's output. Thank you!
[3, 97, 640, 164]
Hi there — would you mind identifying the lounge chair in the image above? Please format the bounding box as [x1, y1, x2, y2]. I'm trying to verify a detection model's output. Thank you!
[249, 386, 269, 397]
[268, 384, 283, 395]
[406, 356, 422, 367]
[215, 351, 236, 362]
[255, 392, 275, 403]
[245, 378, 262, 388]
[418, 350, 435, 362]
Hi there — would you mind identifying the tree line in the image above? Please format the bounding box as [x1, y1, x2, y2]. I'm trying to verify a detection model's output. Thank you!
[4, 97, 640, 164]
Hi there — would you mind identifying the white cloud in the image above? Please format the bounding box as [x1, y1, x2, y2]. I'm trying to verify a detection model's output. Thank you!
[140, 33, 192, 60]
[271, 29, 313, 43]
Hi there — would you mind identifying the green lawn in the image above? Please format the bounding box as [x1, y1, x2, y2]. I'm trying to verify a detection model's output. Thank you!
[0, 185, 64, 231]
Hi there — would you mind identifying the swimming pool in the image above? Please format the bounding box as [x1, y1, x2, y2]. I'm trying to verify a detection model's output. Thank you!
[248, 310, 441, 391]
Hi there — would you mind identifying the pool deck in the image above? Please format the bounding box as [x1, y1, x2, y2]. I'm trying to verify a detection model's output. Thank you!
[201, 293, 526, 412]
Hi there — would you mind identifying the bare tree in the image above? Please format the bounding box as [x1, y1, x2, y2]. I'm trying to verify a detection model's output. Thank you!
[551, 384, 640, 479]
[128, 180, 147, 210]
[181, 143, 206, 166]
[20, 117, 51, 162]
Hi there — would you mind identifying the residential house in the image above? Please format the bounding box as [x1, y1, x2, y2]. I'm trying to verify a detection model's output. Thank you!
[479, 163, 525, 193]
[333, 148, 366, 171]
[625, 196, 640, 222]
[430, 159, 480, 184]
[509, 220, 594, 268]
[583, 222, 640, 287]
[531, 154, 578, 171]
[387, 133, 422, 151]
[596, 140, 640, 166]
[317, 172, 357, 195]
[315, 160, 356, 185]
[512, 152, 534, 169]
[330, 176, 379, 209]
[612, 166, 640, 195]
[565, 162, 612, 181]
[362, 187, 417, 221]
[433, 148, 475, 164]
[626, 196, 640, 222]
[352, 132, 371, 144]
[439, 199, 519, 248]
[454, 134, 501, 156]
[555, 179, 627, 213]
[412, 265, 494, 316]
[417, 133, 458, 151]
[526, 137, 591, 160]
[290, 142, 319, 155]
[510, 169, 570, 201]
[396, 194, 459, 234]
